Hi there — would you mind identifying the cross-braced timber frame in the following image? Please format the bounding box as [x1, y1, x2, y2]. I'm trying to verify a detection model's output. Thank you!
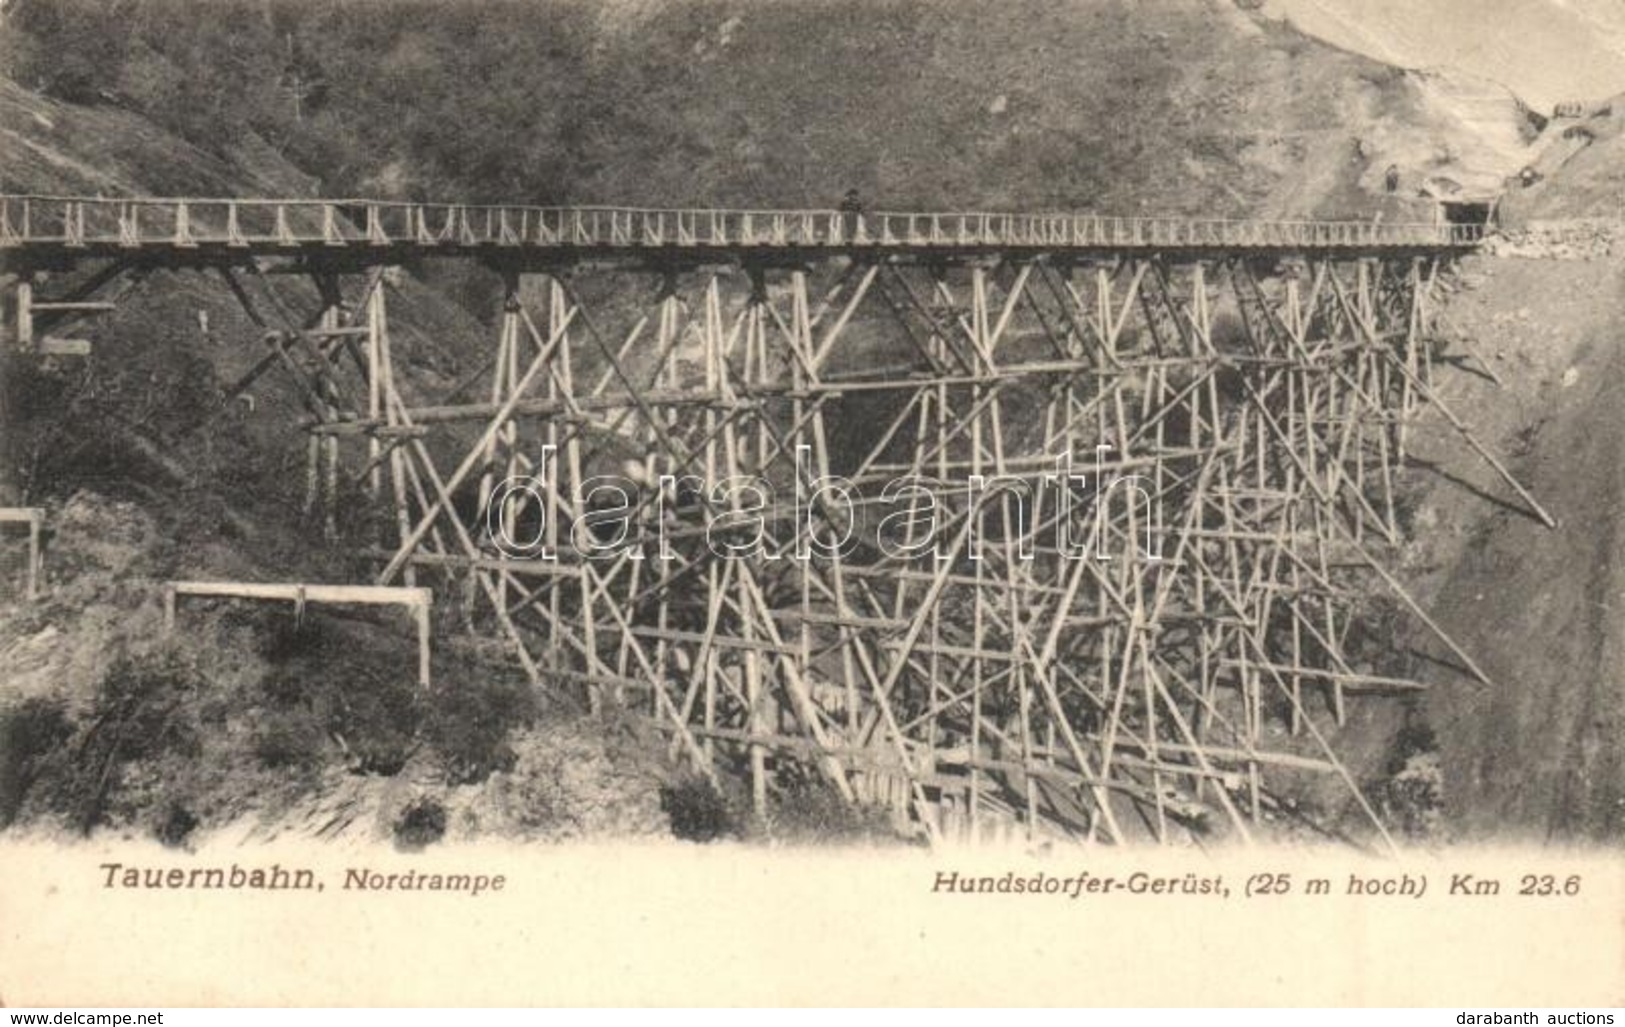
[1, 196, 1540, 850]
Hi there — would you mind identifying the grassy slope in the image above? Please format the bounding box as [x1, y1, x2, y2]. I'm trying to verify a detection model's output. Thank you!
[0, 73, 490, 510]
[461, 0, 1497, 219]
[0, 0, 1521, 219]
[0, 77, 315, 197]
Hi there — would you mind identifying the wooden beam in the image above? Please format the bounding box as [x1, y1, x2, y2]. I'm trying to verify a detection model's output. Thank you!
[163, 581, 433, 687]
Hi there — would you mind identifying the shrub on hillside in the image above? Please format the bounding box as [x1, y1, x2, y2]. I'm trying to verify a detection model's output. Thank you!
[1373, 719, 1445, 840]
[659, 777, 738, 842]
[1, 0, 130, 104]
[485, 723, 670, 838]
[16, 649, 205, 832]
[255, 617, 425, 777]
[766, 768, 907, 846]
[0, 696, 74, 826]
[425, 673, 537, 785]
[393, 795, 446, 850]
[250, 707, 327, 775]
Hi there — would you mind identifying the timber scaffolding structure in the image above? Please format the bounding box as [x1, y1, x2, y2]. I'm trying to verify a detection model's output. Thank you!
[1, 195, 1537, 850]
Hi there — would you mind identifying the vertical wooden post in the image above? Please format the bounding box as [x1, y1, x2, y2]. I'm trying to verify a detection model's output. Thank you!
[478, 278, 520, 626]
[0, 278, 27, 505]
[26, 510, 39, 601]
[417, 596, 433, 689]
[366, 279, 383, 499]
[304, 434, 320, 518]
[544, 276, 568, 693]
[15, 277, 32, 349]
[320, 303, 340, 541]
[374, 275, 417, 589]
[324, 431, 339, 541]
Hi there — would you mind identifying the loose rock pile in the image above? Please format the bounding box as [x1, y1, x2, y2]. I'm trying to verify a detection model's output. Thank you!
[1482, 219, 1624, 259]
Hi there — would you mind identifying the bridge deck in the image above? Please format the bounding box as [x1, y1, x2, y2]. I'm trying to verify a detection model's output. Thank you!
[0, 195, 1482, 264]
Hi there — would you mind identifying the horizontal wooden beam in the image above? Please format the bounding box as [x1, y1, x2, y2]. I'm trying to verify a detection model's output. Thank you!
[28, 301, 116, 312]
[38, 337, 91, 357]
[167, 580, 431, 607]
[163, 581, 433, 687]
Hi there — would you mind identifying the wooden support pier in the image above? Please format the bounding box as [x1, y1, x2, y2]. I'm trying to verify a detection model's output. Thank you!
[1, 193, 1537, 848]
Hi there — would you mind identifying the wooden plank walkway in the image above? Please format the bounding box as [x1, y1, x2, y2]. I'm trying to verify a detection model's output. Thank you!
[0, 194, 1484, 261]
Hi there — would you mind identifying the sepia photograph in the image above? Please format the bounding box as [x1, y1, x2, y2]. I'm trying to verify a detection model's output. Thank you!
[0, 0, 1620, 1010]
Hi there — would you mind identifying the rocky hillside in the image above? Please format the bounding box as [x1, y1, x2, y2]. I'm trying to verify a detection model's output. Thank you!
[1392, 254, 1625, 843]
[2, 0, 1536, 219]
[1497, 94, 1625, 223]
[1263, 0, 1625, 113]
[1263, 0, 1625, 225]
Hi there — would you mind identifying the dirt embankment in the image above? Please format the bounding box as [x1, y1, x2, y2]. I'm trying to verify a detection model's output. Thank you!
[1417, 83, 1625, 843]
[1403, 254, 1625, 842]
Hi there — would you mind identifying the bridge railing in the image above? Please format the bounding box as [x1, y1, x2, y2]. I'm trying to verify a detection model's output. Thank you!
[0, 195, 1485, 251]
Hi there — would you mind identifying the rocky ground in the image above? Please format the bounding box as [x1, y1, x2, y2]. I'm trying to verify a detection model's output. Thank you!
[1392, 253, 1625, 842]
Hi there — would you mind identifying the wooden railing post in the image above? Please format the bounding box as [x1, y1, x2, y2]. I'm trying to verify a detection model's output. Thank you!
[0, 193, 1485, 254]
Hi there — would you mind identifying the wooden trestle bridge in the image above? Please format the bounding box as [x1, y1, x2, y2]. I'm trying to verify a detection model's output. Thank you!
[1, 195, 1536, 849]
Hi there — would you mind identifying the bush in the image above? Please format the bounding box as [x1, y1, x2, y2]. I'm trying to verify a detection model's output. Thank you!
[154, 801, 199, 848]
[255, 617, 424, 776]
[2, 0, 131, 103]
[394, 796, 446, 850]
[19, 650, 206, 832]
[251, 708, 327, 773]
[1373, 719, 1445, 840]
[94, 650, 205, 764]
[767, 771, 906, 845]
[425, 674, 537, 785]
[329, 667, 422, 776]
[0, 696, 75, 826]
[660, 778, 738, 842]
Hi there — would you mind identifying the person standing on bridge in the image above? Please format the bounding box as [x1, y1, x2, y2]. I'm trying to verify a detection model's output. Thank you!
[839, 188, 866, 243]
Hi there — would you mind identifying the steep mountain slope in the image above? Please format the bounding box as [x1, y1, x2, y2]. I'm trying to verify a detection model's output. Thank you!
[1497, 93, 1625, 222]
[545, 0, 1527, 217]
[3, 0, 1536, 219]
[0, 76, 317, 197]
[1264, 0, 1625, 112]
[1402, 256, 1625, 842]
[0, 72, 490, 504]
[0, 70, 630, 845]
